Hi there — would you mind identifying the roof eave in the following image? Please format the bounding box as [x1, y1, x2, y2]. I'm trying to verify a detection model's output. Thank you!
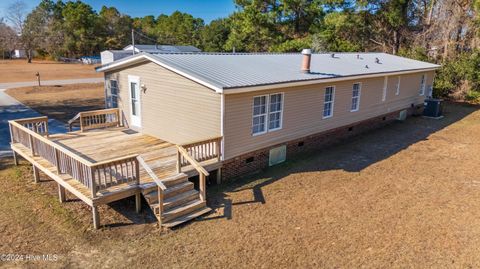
[95, 53, 224, 93]
[222, 66, 441, 94]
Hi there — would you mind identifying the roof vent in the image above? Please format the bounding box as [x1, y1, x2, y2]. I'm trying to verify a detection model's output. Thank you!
[365, 65, 369, 69]
[331, 53, 335, 58]
[356, 54, 360, 59]
[301, 49, 312, 73]
[375, 57, 380, 64]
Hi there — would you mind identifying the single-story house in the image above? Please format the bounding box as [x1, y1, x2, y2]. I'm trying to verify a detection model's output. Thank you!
[96, 50, 440, 180]
[9, 49, 440, 228]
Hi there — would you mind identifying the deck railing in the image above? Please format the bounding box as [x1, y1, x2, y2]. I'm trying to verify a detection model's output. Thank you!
[178, 137, 222, 168]
[9, 117, 139, 198]
[137, 156, 167, 225]
[68, 108, 120, 132]
[176, 145, 209, 201]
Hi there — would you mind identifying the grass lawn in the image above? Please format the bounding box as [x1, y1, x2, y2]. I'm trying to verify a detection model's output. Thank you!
[0, 59, 101, 83]
[6, 83, 105, 123]
[2, 102, 480, 268]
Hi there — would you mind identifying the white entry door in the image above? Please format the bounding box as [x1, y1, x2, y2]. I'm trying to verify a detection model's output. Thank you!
[128, 75, 141, 127]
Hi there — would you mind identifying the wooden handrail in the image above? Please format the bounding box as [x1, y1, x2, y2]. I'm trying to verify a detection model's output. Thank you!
[180, 136, 223, 148]
[67, 108, 120, 132]
[136, 156, 166, 190]
[176, 146, 209, 176]
[14, 116, 49, 124]
[10, 118, 140, 197]
[9, 120, 92, 166]
[177, 145, 209, 202]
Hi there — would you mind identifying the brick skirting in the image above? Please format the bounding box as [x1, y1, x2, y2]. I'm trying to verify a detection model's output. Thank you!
[221, 105, 423, 182]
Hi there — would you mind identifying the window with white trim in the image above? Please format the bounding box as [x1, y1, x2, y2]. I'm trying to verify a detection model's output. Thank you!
[323, 86, 335, 118]
[351, 83, 361, 112]
[382, 76, 388, 101]
[268, 93, 283, 130]
[252, 95, 267, 135]
[107, 80, 118, 108]
[395, 76, 401, 96]
[419, 74, 426, 96]
[252, 93, 284, 135]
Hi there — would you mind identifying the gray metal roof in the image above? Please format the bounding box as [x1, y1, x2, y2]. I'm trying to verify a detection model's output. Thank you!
[123, 44, 201, 53]
[98, 52, 440, 91]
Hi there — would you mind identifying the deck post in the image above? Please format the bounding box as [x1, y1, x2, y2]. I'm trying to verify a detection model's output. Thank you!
[199, 173, 206, 201]
[28, 134, 35, 156]
[32, 165, 40, 183]
[135, 192, 141, 213]
[12, 151, 18, 166]
[176, 149, 181, 173]
[216, 168, 222, 185]
[58, 184, 66, 203]
[92, 206, 100, 229]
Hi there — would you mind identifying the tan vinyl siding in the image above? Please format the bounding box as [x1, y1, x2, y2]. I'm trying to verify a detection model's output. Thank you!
[223, 71, 435, 160]
[105, 62, 221, 145]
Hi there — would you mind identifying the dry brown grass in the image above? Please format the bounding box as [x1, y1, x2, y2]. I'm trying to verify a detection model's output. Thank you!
[1, 103, 480, 268]
[0, 59, 101, 83]
[6, 83, 105, 123]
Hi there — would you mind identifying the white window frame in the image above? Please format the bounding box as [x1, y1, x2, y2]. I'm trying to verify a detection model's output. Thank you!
[419, 74, 426, 96]
[323, 86, 335, 119]
[350, 82, 361, 112]
[382, 76, 388, 102]
[251, 92, 284, 136]
[395, 76, 401, 96]
[252, 95, 268, 136]
[107, 79, 119, 108]
[268, 93, 284, 132]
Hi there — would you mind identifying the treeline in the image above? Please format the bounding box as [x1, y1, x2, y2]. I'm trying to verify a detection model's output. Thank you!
[1, 0, 480, 100]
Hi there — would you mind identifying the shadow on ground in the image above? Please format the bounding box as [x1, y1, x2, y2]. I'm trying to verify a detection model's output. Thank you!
[205, 102, 480, 222]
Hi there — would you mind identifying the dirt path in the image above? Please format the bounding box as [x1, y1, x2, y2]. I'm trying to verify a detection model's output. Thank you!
[1, 103, 480, 268]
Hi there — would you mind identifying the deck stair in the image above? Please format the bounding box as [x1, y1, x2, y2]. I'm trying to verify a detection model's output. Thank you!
[138, 156, 211, 228]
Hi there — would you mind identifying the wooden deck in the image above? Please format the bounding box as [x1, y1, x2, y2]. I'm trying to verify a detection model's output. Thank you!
[9, 110, 222, 229]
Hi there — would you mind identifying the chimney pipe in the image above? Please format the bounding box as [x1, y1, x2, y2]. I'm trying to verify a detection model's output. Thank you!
[301, 49, 312, 73]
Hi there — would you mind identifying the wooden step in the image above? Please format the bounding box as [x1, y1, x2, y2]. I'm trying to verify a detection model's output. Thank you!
[162, 207, 212, 228]
[144, 188, 198, 208]
[164, 189, 199, 210]
[164, 181, 194, 199]
[161, 199, 206, 223]
[161, 173, 189, 188]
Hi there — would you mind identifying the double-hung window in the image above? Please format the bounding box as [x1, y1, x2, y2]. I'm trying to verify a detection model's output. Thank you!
[323, 86, 335, 118]
[395, 76, 401, 96]
[107, 80, 118, 108]
[252, 95, 268, 135]
[351, 83, 361, 112]
[268, 93, 283, 130]
[252, 93, 284, 135]
[419, 74, 426, 96]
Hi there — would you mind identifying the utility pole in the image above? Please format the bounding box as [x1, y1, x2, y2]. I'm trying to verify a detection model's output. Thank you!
[131, 29, 135, 55]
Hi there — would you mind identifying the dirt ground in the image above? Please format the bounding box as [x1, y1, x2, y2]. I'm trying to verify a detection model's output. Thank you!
[6, 83, 105, 123]
[2, 102, 480, 268]
[0, 59, 101, 83]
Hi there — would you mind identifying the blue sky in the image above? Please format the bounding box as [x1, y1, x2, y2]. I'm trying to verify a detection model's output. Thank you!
[1, 0, 237, 23]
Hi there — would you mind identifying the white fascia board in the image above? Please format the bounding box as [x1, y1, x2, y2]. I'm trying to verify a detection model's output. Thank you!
[223, 67, 440, 94]
[96, 54, 224, 93]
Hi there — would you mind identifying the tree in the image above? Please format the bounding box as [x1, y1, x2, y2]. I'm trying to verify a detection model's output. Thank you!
[99, 6, 132, 49]
[0, 19, 18, 59]
[155, 11, 204, 46]
[200, 18, 231, 52]
[61, 1, 103, 57]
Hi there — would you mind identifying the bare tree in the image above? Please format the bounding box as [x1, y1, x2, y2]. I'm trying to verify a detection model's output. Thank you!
[5, 0, 27, 34]
[0, 18, 19, 59]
